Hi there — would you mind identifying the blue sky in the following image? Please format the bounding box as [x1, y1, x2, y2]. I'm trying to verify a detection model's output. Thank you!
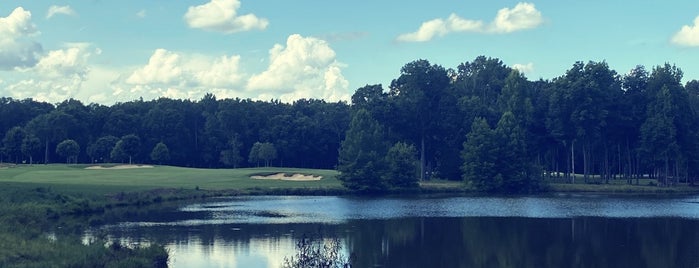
[1, 1, 699, 104]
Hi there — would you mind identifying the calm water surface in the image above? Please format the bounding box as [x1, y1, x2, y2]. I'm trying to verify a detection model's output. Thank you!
[97, 194, 699, 267]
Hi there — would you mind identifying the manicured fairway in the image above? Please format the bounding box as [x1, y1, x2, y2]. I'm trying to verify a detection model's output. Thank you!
[0, 164, 343, 195]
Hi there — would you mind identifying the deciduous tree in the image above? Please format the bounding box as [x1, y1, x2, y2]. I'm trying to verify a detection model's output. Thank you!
[56, 139, 80, 164]
[150, 142, 170, 165]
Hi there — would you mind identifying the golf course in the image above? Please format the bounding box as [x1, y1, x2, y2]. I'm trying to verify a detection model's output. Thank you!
[0, 164, 344, 194]
[0, 164, 348, 268]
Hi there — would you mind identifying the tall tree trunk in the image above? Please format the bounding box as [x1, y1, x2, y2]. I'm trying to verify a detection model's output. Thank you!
[664, 156, 669, 186]
[635, 150, 640, 185]
[44, 140, 49, 164]
[582, 142, 588, 183]
[420, 136, 425, 181]
[571, 140, 575, 184]
[605, 145, 609, 181]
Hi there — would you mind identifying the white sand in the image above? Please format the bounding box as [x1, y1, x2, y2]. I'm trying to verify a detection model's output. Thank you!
[251, 173, 322, 181]
[85, 164, 154, 170]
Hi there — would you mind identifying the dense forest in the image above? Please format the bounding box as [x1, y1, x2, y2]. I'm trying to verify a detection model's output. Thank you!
[2, 56, 699, 189]
[0, 95, 350, 170]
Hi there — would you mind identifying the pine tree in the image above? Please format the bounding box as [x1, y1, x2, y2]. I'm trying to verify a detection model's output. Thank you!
[337, 109, 388, 193]
[461, 117, 500, 192]
[384, 142, 419, 189]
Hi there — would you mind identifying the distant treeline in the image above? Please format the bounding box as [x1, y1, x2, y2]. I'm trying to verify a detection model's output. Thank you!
[2, 56, 699, 186]
[0, 96, 350, 169]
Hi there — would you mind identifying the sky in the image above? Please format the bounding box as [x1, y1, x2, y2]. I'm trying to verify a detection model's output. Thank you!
[2, 0, 699, 104]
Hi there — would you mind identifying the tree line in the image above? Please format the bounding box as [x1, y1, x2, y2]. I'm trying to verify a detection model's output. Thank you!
[339, 57, 699, 192]
[2, 56, 698, 192]
[0, 96, 349, 169]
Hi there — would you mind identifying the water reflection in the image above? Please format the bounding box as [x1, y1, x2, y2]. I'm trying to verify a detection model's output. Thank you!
[99, 195, 699, 267]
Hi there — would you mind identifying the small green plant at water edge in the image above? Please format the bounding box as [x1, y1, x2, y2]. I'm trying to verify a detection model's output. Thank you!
[282, 235, 352, 268]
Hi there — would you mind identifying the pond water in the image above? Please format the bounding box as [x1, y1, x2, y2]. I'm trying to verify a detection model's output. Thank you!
[96, 194, 699, 267]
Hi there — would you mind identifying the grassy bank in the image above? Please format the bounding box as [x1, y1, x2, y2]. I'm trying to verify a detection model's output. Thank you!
[0, 164, 346, 267]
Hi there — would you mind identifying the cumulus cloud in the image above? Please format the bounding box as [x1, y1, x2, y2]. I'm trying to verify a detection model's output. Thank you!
[490, 3, 542, 33]
[126, 48, 245, 88]
[397, 2, 543, 42]
[35, 43, 93, 78]
[513, 62, 534, 74]
[127, 49, 183, 85]
[5, 43, 97, 102]
[194, 55, 244, 87]
[672, 16, 699, 47]
[184, 0, 268, 34]
[46, 5, 76, 19]
[0, 7, 42, 70]
[119, 36, 349, 103]
[247, 34, 350, 102]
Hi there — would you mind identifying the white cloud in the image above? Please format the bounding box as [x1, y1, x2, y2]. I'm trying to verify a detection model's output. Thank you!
[5, 43, 96, 102]
[513, 62, 534, 74]
[126, 49, 245, 88]
[35, 43, 93, 78]
[397, 2, 543, 42]
[127, 49, 183, 85]
[103, 49, 249, 103]
[194, 55, 244, 87]
[448, 14, 485, 32]
[397, 14, 483, 42]
[46, 5, 76, 19]
[0, 7, 42, 69]
[247, 34, 350, 102]
[184, 0, 268, 34]
[672, 16, 699, 47]
[490, 3, 543, 33]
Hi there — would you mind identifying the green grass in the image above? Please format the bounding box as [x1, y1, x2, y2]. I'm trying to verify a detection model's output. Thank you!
[0, 164, 344, 195]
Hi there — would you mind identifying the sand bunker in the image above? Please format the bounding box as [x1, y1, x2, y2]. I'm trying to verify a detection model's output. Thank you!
[251, 173, 322, 181]
[85, 164, 154, 170]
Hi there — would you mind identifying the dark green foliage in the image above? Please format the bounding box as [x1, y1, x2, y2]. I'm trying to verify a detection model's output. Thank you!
[258, 142, 277, 167]
[384, 142, 419, 189]
[2, 126, 25, 163]
[388, 59, 450, 180]
[87, 135, 119, 163]
[462, 118, 500, 192]
[462, 114, 542, 193]
[56, 139, 80, 164]
[112, 134, 140, 164]
[337, 109, 387, 193]
[248, 141, 277, 167]
[21, 134, 41, 164]
[220, 135, 243, 168]
[150, 142, 171, 165]
[248, 142, 262, 167]
[0, 96, 350, 169]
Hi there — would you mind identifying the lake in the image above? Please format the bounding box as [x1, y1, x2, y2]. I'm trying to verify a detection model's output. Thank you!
[94, 194, 699, 267]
